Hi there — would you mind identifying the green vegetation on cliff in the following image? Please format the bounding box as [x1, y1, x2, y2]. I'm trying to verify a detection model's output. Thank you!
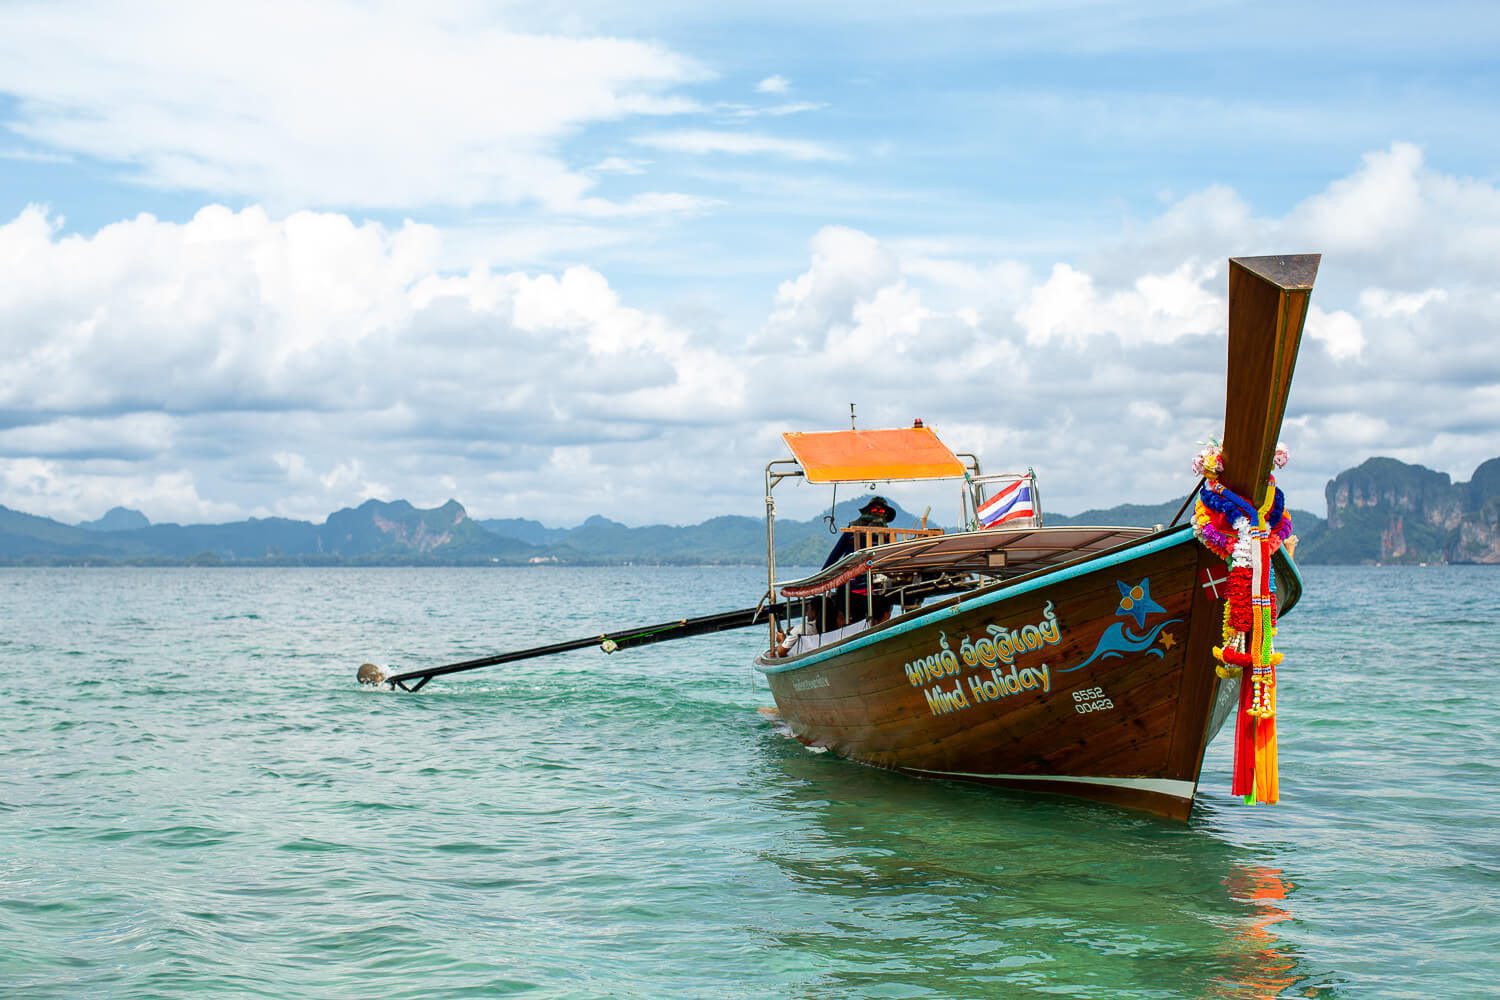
[1296, 457, 1500, 564]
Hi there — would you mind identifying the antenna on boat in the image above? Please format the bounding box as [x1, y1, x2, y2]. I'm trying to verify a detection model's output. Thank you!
[849, 402, 857, 429]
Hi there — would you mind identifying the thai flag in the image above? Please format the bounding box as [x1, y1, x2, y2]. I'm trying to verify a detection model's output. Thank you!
[977, 479, 1036, 529]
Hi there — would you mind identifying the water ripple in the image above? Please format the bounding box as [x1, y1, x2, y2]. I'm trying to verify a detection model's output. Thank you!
[1, 564, 1496, 997]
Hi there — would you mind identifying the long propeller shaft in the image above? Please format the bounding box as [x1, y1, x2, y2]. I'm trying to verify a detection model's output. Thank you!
[360, 603, 787, 691]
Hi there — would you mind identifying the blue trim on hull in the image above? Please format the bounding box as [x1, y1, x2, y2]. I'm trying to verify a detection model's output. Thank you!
[757, 524, 1303, 676]
[759, 526, 1193, 675]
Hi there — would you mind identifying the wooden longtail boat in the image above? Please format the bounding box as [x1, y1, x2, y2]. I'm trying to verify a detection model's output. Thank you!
[754, 255, 1318, 820]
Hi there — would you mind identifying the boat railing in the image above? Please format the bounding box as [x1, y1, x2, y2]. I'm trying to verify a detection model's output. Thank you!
[842, 525, 944, 549]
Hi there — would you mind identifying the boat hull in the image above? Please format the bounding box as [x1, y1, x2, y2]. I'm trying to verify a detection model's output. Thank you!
[758, 526, 1294, 820]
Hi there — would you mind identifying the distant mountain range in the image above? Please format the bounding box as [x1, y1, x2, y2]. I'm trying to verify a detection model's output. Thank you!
[0, 495, 922, 567]
[1, 456, 1496, 565]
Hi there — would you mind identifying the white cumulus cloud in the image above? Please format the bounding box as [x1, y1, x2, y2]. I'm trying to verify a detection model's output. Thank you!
[1015, 260, 1221, 349]
[2, 143, 1500, 526]
[1304, 305, 1365, 361]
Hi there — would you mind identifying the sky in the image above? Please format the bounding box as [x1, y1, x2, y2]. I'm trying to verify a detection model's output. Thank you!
[1, 0, 1497, 527]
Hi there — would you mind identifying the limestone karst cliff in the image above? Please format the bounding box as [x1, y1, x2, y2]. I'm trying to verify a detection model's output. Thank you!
[1299, 457, 1500, 563]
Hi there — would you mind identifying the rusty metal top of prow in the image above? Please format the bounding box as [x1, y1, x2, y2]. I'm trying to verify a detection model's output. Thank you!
[1229, 254, 1321, 290]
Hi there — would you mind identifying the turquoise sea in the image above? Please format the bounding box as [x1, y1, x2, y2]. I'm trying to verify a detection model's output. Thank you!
[2, 564, 1497, 998]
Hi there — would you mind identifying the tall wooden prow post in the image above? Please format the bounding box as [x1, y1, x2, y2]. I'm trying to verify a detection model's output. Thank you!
[1217, 255, 1321, 506]
[1169, 253, 1320, 815]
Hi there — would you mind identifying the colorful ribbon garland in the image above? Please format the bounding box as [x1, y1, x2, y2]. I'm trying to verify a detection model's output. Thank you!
[1191, 443, 1295, 805]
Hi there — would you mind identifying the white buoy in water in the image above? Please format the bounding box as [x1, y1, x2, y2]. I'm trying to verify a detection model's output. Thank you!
[356, 662, 389, 686]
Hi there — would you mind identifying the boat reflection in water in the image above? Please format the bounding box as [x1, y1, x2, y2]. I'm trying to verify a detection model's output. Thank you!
[1213, 864, 1301, 998]
[753, 732, 1315, 996]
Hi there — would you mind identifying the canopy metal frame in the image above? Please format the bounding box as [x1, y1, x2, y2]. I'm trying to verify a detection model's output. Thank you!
[763, 440, 989, 652]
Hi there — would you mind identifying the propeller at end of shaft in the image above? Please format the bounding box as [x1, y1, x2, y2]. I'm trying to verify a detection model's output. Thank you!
[356, 662, 389, 686]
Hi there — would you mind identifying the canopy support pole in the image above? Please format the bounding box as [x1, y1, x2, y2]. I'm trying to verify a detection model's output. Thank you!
[764, 459, 802, 653]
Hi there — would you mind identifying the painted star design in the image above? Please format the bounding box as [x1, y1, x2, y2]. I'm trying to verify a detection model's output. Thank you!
[1115, 578, 1166, 629]
[1158, 631, 1177, 650]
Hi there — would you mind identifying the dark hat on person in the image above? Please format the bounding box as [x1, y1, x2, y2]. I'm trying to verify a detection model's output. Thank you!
[859, 496, 896, 521]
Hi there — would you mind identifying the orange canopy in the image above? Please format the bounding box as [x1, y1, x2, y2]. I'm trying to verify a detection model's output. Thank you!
[783, 427, 965, 484]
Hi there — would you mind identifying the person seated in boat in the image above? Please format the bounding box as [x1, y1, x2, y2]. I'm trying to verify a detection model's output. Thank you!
[812, 497, 896, 635]
[777, 610, 879, 657]
[774, 621, 804, 657]
[821, 496, 897, 569]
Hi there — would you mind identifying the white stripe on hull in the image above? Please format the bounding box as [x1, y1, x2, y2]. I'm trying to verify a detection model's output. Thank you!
[907, 769, 1196, 800]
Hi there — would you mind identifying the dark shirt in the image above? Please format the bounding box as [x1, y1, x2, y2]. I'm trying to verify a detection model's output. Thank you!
[820, 530, 856, 569]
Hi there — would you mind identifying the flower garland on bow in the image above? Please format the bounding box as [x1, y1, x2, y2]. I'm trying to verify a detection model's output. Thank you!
[1191, 440, 1296, 805]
